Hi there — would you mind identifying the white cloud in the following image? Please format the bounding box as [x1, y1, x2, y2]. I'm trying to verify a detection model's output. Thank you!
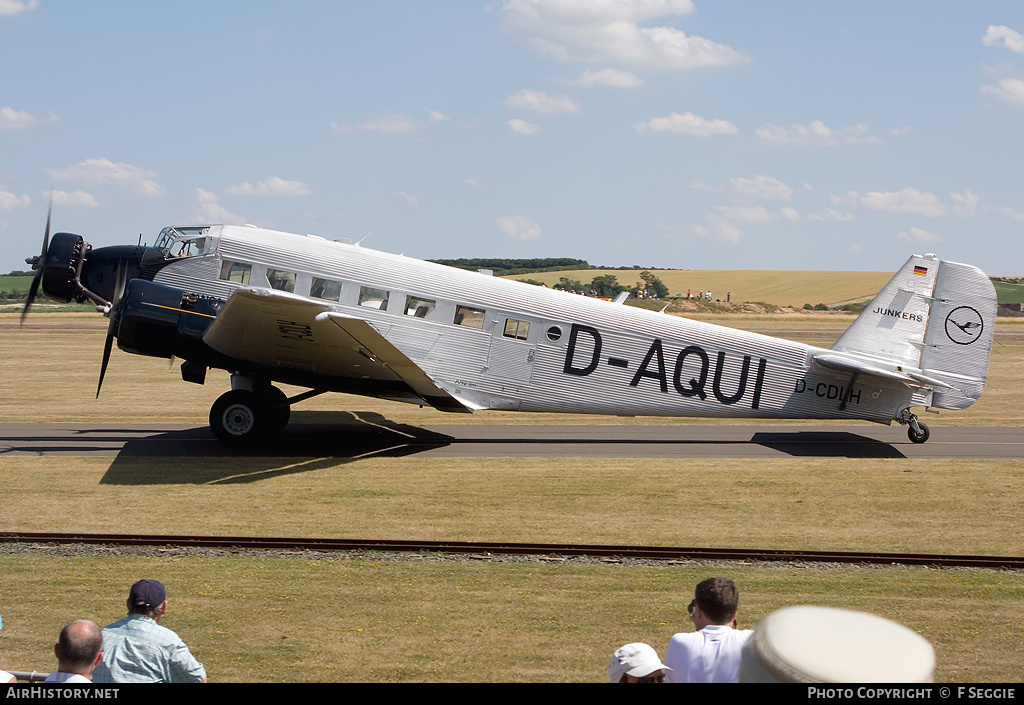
[226, 177, 311, 197]
[713, 205, 774, 223]
[983, 25, 1024, 53]
[391, 190, 419, 208]
[501, 0, 746, 71]
[898, 227, 942, 244]
[950, 190, 980, 218]
[730, 175, 793, 200]
[997, 206, 1024, 221]
[464, 178, 484, 188]
[691, 217, 743, 244]
[45, 158, 163, 197]
[0, 190, 30, 211]
[572, 68, 643, 87]
[506, 89, 580, 113]
[0, 107, 48, 130]
[807, 208, 854, 222]
[633, 111, 737, 136]
[496, 214, 541, 241]
[508, 118, 540, 135]
[755, 121, 878, 146]
[196, 188, 244, 224]
[860, 188, 946, 217]
[426, 110, 450, 123]
[0, 0, 37, 16]
[51, 190, 98, 209]
[981, 78, 1024, 108]
[330, 112, 420, 134]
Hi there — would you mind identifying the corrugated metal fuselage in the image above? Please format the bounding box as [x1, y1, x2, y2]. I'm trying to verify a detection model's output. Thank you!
[152, 225, 918, 424]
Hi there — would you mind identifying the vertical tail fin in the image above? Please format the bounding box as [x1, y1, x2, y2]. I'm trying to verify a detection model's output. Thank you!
[831, 254, 996, 410]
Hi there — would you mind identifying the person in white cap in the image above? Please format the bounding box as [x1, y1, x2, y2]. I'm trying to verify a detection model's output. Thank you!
[664, 577, 753, 683]
[607, 643, 671, 683]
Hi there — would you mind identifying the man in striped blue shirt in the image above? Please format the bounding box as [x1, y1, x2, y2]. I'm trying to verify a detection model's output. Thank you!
[92, 579, 206, 683]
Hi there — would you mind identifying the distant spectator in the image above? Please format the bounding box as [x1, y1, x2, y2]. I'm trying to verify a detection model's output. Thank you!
[608, 643, 670, 683]
[92, 579, 206, 683]
[665, 577, 753, 683]
[1, 613, 15, 684]
[44, 620, 103, 683]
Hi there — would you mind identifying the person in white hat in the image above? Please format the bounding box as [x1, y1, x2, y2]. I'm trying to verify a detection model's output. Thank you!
[739, 606, 935, 683]
[607, 643, 671, 683]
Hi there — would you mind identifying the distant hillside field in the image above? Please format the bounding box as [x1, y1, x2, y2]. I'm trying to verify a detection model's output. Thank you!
[506, 269, 895, 308]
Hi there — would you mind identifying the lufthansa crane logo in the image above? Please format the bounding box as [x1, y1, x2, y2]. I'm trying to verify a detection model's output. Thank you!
[944, 306, 984, 345]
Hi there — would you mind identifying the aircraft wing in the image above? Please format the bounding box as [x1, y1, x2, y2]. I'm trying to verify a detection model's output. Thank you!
[201, 288, 474, 413]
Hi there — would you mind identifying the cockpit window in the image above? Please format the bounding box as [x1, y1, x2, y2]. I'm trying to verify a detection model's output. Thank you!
[156, 226, 210, 258]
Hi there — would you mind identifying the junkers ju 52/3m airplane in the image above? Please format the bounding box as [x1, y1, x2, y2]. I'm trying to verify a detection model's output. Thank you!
[22, 217, 996, 445]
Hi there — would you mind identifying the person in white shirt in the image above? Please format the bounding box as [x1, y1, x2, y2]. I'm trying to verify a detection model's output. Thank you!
[44, 620, 103, 684]
[664, 577, 753, 683]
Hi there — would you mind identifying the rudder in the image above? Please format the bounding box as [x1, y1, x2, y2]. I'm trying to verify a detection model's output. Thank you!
[831, 254, 996, 410]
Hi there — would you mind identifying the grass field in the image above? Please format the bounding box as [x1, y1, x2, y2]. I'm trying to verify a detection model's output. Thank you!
[1, 311, 1022, 682]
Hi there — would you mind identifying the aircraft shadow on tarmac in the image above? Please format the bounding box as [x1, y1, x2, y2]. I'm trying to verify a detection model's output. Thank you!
[99, 411, 906, 485]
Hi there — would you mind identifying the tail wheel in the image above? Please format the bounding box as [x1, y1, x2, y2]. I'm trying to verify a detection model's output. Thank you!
[908, 423, 930, 444]
[210, 390, 266, 444]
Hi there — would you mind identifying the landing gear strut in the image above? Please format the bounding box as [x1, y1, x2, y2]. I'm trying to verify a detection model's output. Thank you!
[209, 382, 291, 445]
[897, 409, 930, 444]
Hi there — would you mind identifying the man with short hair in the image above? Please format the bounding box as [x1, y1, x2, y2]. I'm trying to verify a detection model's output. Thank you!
[92, 579, 206, 683]
[664, 577, 754, 683]
[44, 620, 104, 683]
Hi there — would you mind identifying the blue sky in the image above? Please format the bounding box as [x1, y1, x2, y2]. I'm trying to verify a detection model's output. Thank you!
[1, 1, 1022, 276]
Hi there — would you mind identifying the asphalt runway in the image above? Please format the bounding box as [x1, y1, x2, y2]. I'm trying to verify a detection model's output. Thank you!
[1, 421, 1022, 460]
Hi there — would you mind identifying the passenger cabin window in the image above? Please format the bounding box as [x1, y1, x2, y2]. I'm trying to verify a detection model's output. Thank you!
[311, 277, 342, 301]
[358, 286, 389, 310]
[405, 295, 436, 318]
[454, 305, 485, 329]
[503, 318, 530, 340]
[267, 268, 296, 293]
[220, 261, 251, 285]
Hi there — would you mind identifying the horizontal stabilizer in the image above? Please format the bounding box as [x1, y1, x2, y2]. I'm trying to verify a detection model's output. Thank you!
[812, 353, 954, 389]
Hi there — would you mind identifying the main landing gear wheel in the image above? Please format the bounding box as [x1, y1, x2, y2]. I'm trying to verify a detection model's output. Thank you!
[265, 385, 291, 436]
[210, 386, 293, 444]
[908, 422, 930, 444]
[210, 390, 265, 444]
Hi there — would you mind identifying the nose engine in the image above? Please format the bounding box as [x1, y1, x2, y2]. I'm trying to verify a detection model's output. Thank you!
[36, 232, 96, 304]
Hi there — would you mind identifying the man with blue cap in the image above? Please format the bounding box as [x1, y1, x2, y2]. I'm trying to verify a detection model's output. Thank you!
[92, 579, 206, 683]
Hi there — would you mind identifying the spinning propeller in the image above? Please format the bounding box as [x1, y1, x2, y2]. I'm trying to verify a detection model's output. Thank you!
[96, 261, 128, 397]
[21, 199, 152, 397]
[20, 194, 52, 325]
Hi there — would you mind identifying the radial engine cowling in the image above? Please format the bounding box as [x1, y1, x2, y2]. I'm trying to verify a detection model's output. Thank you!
[40, 233, 88, 303]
